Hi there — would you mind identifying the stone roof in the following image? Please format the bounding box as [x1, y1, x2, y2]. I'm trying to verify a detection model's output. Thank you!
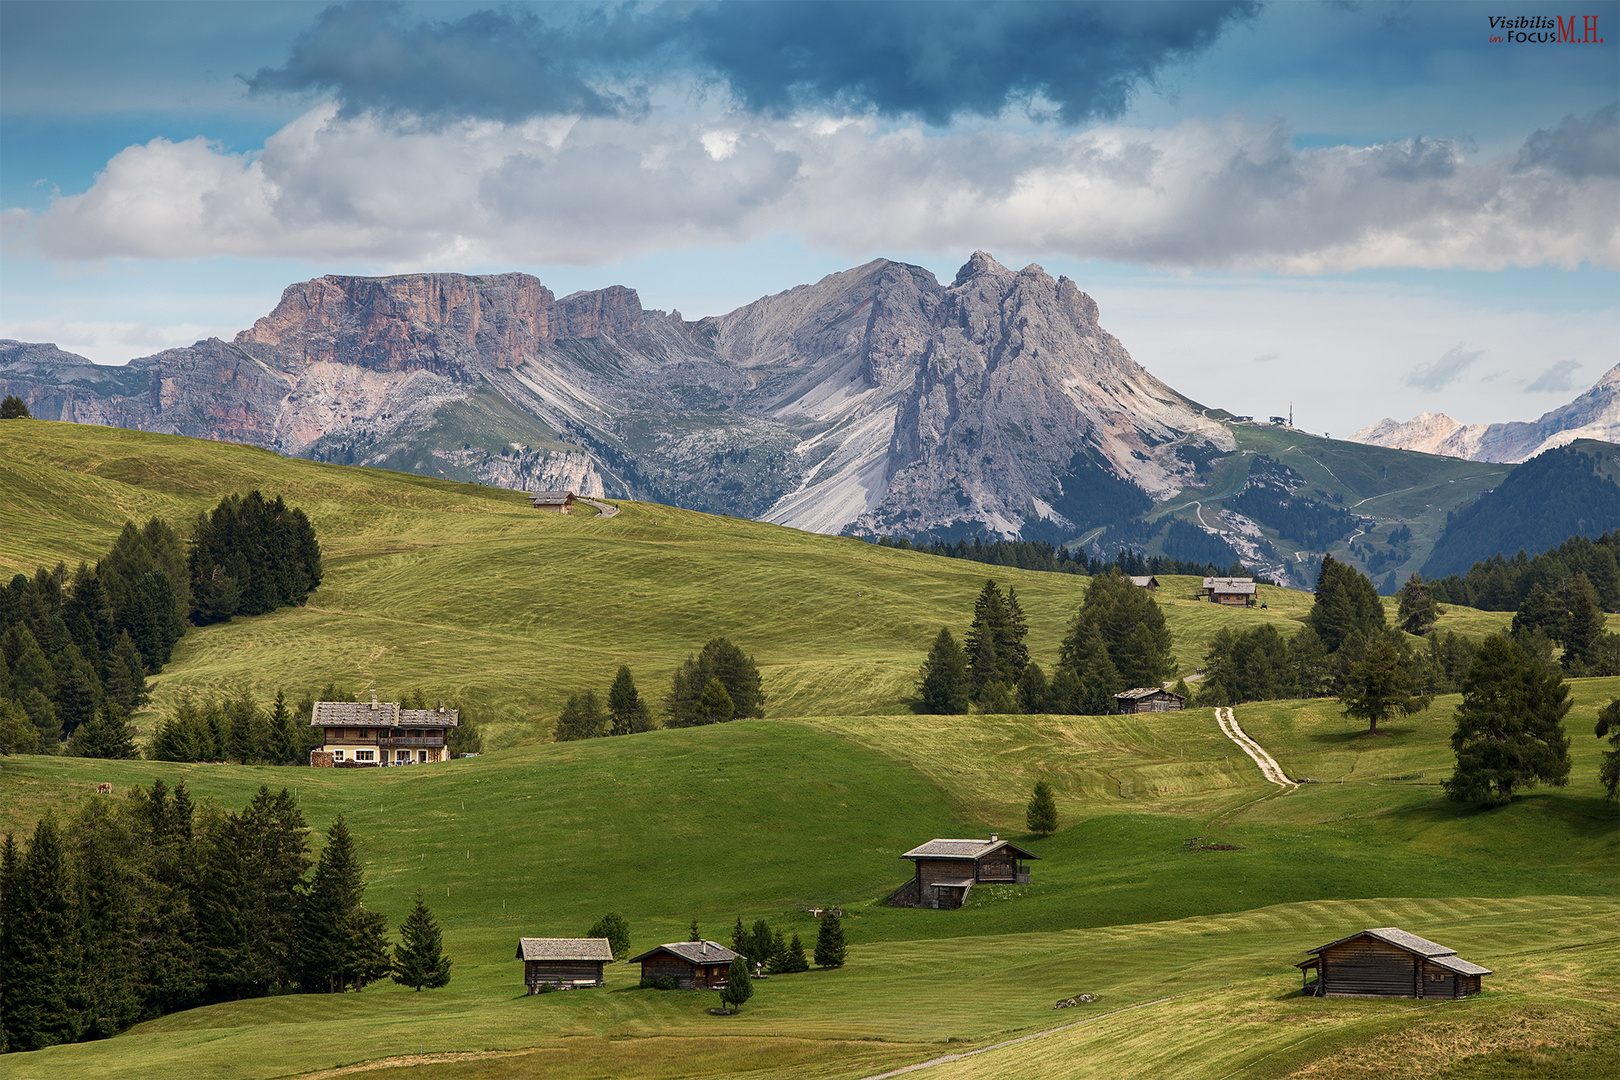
[1306, 927, 1490, 974]
[1128, 576, 1158, 588]
[310, 701, 458, 728]
[515, 937, 615, 962]
[626, 940, 739, 965]
[899, 838, 1041, 861]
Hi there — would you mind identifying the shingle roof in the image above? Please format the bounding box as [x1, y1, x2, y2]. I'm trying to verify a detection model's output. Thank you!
[1116, 687, 1183, 701]
[626, 941, 739, 965]
[1129, 576, 1158, 588]
[530, 490, 576, 505]
[1428, 954, 1493, 976]
[310, 701, 458, 728]
[1202, 577, 1256, 591]
[515, 937, 614, 962]
[899, 838, 1041, 861]
[1307, 927, 1470, 959]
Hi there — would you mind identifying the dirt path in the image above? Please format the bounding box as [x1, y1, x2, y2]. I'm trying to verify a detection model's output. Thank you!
[857, 993, 1193, 1080]
[1216, 707, 1296, 789]
[579, 498, 619, 517]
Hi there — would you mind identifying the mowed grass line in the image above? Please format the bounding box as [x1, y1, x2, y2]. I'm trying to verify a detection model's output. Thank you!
[7, 895, 1612, 1080]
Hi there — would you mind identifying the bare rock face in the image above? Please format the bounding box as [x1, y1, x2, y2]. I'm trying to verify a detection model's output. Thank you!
[1349, 364, 1620, 464]
[1, 254, 1237, 539]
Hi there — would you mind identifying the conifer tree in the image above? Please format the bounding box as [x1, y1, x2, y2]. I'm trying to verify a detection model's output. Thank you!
[747, 918, 772, 966]
[268, 690, 300, 764]
[6, 816, 80, 1050]
[766, 927, 790, 974]
[587, 911, 631, 959]
[391, 891, 452, 990]
[0, 697, 40, 755]
[0, 832, 23, 1052]
[350, 906, 392, 990]
[689, 918, 702, 942]
[1560, 574, 1606, 671]
[68, 700, 139, 759]
[607, 666, 652, 735]
[966, 580, 1009, 695]
[68, 798, 142, 1038]
[696, 677, 735, 723]
[730, 916, 748, 958]
[1026, 779, 1058, 836]
[1397, 573, 1440, 635]
[1308, 555, 1386, 653]
[555, 690, 608, 741]
[719, 955, 753, 1012]
[1339, 635, 1432, 735]
[1595, 698, 1620, 802]
[1016, 662, 1049, 714]
[0, 394, 31, 419]
[783, 932, 810, 973]
[1060, 570, 1172, 692]
[1444, 636, 1572, 806]
[914, 627, 970, 714]
[300, 815, 379, 993]
[813, 912, 846, 969]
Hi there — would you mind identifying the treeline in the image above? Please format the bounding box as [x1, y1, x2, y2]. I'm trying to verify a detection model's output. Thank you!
[1426, 532, 1620, 612]
[0, 492, 322, 755]
[149, 684, 483, 764]
[869, 533, 1256, 581]
[0, 783, 448, 1053]
[554, 639, 765, 741]
[915, 571, 1176, 715]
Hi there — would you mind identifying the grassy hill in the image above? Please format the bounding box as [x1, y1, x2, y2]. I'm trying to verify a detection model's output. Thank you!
[1, 421, 1615, 1080]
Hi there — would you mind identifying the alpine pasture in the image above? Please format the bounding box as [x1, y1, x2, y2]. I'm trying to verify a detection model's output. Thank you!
[1, 422, 1615, 1080]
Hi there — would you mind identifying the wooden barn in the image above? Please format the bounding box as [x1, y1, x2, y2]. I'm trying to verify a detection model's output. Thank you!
[1296, 928, 1490, 998]
[530, 490, 576, 513]
[1128, 575, 1160, 592]
[626, 941, 738, 989]
[1115, 687, 1185, 713]
[1202, 576, 1257, 606]
[515, 937, 614, 992]
[896, 835, 1040, 910]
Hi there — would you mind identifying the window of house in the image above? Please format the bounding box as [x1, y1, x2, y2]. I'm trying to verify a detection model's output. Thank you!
[418, 750, 428, 762]
[332, 750, 344, 761]
[396, 749, 410, 761]
[356, 750, 374, 762]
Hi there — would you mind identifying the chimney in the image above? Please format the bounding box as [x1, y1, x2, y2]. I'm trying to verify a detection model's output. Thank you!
[700, 941, 707, 957]
[990, 833, 999, 842]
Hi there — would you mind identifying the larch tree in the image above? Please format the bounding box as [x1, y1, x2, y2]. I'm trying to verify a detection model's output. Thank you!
[1397, 573, 1440, 636]
[1339, 634, 1432, 735]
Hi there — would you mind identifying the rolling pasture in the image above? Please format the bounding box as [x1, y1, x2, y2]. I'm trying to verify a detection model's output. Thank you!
[1, 422, 1616, 1080]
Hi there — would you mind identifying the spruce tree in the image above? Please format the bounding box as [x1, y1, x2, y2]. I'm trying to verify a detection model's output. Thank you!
[689, 918, 702, 942]
[607, 666, 652, 735]
[0, 697, 40, 755]
[555, 690, 608, 741]
[1595, 698, 1620, 802]
[1308, 555, 1386, 653]
[1397, 573, 1440, 636]
[392, 891, 452, 990]
[748, 918, 772, 968]
[914, 627, 970, 714]
[1060, 570, 1172, 691]
[730, 916, 748, 958]
[268, 690, 300, 764]
[0, 832, 23, 1052]
[766, 927, 789, 974]
[1026, 779, 1058, 836]
[350, 906, 392, 990]
[1444, 636, 1573, 806]
[719, 955, 753, 1012]
[587, 911, 631, 959]
[68, 700, 139, 759]
[300, 815, 373, 993]
[68, 798, 142, 1037]
[813, 912, 846, 969]
[783, 932, 810, 973]
[1016, 662, 1049, 714]
[966, 580, 1009, 694]
[0, 394, 31, 419]
[1560, 574, 1606, 671]
[7, 816, 80, 1050]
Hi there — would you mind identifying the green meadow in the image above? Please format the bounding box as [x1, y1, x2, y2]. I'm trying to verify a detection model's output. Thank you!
[1, 422, 1616, 1080]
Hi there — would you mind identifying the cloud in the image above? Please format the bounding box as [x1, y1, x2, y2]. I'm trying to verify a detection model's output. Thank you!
[1253, 353, 1278, 363]
[1524, 359, 1583, 393]
[1405, 344, 1482, 391]
[246, 1, 1259, 127]
[1515, 102, 1619, 180]
[17, 104, 1620, 272]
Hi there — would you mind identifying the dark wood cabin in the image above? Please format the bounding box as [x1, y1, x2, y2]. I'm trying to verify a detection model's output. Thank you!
[1202, 576, 1257, 607]
[1296, 928, 1490, 999]
[310, 697, 459, 766]
[626, 941, 738, 989]
[530, 490, 576, 513]
[1128, 575, 1160, 592]
[515, 937, 614, 992]
[1115, 687, 1185, 714]
[896, 835, 1040, 910]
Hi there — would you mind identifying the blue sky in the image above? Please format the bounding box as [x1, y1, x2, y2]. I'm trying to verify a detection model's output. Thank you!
[2, 0, 1616, 437]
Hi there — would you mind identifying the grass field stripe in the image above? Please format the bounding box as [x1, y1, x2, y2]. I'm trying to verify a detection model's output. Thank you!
[1217, 707, 1296, 788]
[856, 992, 1196, 1079]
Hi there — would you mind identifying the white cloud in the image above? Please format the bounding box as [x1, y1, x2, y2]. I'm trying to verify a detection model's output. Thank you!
[0, 318, 224, 365]
[12, 104, 1619, 273]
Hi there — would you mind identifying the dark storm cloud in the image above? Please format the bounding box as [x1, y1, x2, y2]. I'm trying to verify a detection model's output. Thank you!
[246, 0, 1259, 125]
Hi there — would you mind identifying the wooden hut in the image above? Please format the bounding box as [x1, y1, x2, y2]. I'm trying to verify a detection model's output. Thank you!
[530, 490, 576, 513]
[1202, 576, 1257, 606]
[1115, 687, 1185, 713]
[515, 938, 614, 992]
[896, 835, 1040, 910]
[626, 941, 739, 988]
[1128, 575, 1160, 592]
[1296, 928, 1490, 998]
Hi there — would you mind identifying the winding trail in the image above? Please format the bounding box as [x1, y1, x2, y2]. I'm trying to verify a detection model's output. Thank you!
[578, 498, 620, 518]
[1215, 707, 1296, 789]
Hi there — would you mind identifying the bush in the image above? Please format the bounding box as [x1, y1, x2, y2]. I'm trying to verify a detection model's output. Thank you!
[653, 975, 678, 990]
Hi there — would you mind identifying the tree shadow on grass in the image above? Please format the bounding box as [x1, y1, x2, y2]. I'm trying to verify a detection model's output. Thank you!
[1304, 724, 1420, 746]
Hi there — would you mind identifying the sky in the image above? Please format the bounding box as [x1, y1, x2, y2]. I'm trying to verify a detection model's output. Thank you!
[2, 0, 1616, 438]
